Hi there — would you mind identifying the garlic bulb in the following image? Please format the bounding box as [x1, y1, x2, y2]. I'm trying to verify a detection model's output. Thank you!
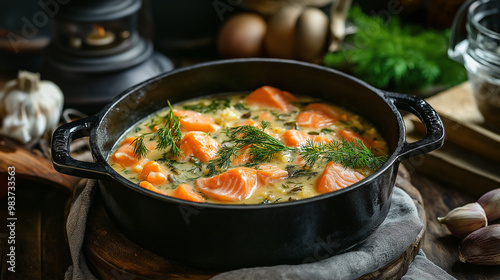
[0, 71, 64, 145]
[437, 202, 488, 238]
[458, 224, 500, 265]
[478, 189, 500, 221]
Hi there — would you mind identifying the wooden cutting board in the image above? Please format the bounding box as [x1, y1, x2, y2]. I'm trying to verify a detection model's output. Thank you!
[405, 82, 500, 196]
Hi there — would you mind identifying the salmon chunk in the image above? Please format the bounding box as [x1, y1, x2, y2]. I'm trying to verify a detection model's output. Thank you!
[196, 167, 259, 201]
[256, 164, 288, 185]
[259, 111, 273, 121]
[139, 161, 169, 185]
[236, 118, 261, 128]
[174, 110, 221, 132]
[178, 131, 220, 163]
[110, 143, 139, 168]
[338, 128, 374, 149]
[245, 86, 298, 112]
[232, 146, 251, 166]
[296, 111, 337, 129]
[305, 103, 340, 120]
[296, 103, 340, 129]
[139, 181, 165, 194]
[173, 184, 205, 202]
[281, 130, 329, 147]
[316, 162, 365, 194]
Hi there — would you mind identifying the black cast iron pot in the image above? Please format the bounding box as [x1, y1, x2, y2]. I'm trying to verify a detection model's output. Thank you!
[52, 58, 444, 270]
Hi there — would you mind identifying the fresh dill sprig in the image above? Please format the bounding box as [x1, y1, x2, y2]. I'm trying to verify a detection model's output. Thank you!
[132, 101, 183, 159]
[204, 123, 386, 175]
[132, 135, 150, 159]
[226, 123, 293, 163]
[206, 145, 240, 176]
[299, 139, 387, 170]
[323, 6, 467, 94]
[205, 123, 293, 175]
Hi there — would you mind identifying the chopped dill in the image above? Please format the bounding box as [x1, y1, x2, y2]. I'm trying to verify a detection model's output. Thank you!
[286, 165, 319, 180]
[288, 186, 303, 194]
[132, 101, 183, 159]
[320, 128, 335, 133]
[233, 103, 249, 111]
[183, 98, 231, 113]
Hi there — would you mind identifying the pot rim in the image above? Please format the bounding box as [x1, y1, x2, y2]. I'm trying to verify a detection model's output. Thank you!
[91, 58, 404, 209]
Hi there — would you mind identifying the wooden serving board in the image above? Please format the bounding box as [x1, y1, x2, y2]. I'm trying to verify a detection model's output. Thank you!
[0, 136, 80, 193]
[81, 166, 425, 280]
[405, 82, 500, 196]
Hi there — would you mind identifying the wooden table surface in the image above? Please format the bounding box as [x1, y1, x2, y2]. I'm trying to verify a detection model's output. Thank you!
[1, 167, 499, 280]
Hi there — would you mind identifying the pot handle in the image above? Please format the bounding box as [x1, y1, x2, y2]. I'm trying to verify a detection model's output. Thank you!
[383, 91, 445, 161]
[52, 116, 108, 179]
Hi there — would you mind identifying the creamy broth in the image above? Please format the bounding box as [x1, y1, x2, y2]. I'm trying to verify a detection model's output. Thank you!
[108, 86, 388, 204]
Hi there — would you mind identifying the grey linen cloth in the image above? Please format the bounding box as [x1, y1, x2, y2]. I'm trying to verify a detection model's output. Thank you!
[65, 181, 455, 280]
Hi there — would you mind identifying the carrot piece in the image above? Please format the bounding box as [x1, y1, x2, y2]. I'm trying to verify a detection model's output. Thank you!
[174, 110, 221, 132]
[338, 128, 374, 149]
[296, 111, 337, 129]
[139, 161, 169, 185]
[178, 131, 220, 163]
[139, 181, 164, 194]
[173, 184, 205, 202]
[316, 162, 365, 194]
[245, 86, 297, 112]
[131, 158, 149, 174]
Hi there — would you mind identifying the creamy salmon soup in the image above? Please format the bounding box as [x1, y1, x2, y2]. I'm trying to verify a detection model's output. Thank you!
[108, 86, 388, 204]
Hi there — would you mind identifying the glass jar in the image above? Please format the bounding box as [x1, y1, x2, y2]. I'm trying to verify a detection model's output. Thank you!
[449, 0, 500, 129]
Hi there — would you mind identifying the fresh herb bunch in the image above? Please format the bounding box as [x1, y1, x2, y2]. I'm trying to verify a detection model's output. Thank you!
[299, 139, 386, 170]
[206, 122, 293, 175]
[323, 6, 467, 93]
[206, 122, 386, 175]
[132, 101, 183, 159]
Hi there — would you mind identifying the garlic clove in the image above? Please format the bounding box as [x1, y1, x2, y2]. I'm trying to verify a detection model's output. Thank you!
[437, 202, 488, 238]
[458, 224, 500, 265]
[478, 188, 500, 221]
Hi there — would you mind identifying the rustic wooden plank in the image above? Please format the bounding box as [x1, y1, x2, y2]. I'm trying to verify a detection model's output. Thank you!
[418, 82, 500, 163]
[405, 132, 500, 196]
[84, 195, 219, 280]
[14, 179, 43, 280]
[0, 136, 80, 194]
[1, 210, 9, 279]
[41, 187, 71, 279]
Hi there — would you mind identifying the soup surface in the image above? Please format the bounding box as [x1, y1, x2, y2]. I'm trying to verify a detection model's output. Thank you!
[108, 86, 388, 204]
